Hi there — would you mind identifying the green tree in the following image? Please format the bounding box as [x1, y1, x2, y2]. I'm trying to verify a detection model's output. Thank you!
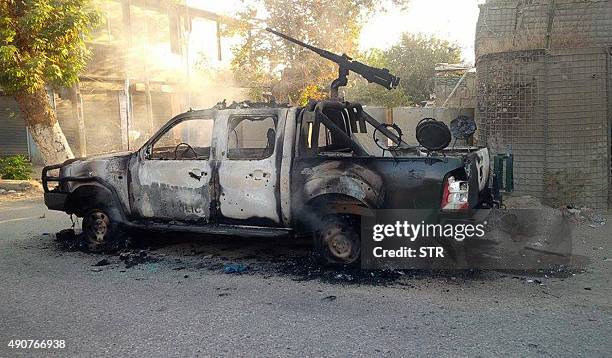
[0, 0, 99, 165]
[0, 154, 32, 180]
[346, 34, 462, 107]
[227, 0, 408, 105]
[344, 48, 411, 108]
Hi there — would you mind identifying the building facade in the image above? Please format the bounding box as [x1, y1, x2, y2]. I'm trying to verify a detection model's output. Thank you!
[0, 0, 243, 163]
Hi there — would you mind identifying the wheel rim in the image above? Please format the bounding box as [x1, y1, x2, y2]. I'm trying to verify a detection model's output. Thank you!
[323, 225, 360, 262]
[84, 210, 110, 245]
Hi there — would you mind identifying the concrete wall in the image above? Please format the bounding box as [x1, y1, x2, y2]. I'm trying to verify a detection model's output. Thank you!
[434, 72, 477, 109]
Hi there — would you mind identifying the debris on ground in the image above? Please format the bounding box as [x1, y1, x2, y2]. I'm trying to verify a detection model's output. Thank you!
[504, 196, 606, 229]
[273, 255, 475, 284]
[588, 214, 607, 228]
[54, 227, 133, 253]
[93, 259, 110, 267]
[334, 273, 354, 282]
[321, 295, 337, 302]
[482, 195, 584, 268]
[119, 250, 159, 269]
[56, 228, 77, 242]
[561, 205, 606, 228]
[49, 217, 584, 286]
[223, 263, 248, 274]
[145, 263, 159, 273]
[55, 229, 86, 251]
[526, 278, 544, 285]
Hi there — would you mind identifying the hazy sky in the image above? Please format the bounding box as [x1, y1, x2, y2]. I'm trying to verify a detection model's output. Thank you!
[187, 0, 483, 64]
[360, 0, 483, 63]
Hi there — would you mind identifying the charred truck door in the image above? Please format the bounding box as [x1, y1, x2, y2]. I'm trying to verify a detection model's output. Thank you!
[216, 109, 288, 226]
[130, 112, 217, 222]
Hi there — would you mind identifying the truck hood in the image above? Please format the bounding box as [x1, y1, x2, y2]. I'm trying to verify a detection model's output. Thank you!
[60, 152, 133, 178]
[66, 151, 133, 163]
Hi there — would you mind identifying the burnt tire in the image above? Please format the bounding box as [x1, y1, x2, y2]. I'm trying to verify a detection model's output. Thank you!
[314, 215, 361, 266]
[82, 206, 126, 253]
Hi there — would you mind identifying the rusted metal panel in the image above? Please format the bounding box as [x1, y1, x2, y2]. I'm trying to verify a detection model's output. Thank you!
[46, 102, 497, 244]
[215, 109, 286, 225]
[279, 108, 297, 225]
[63, 153, 132, 212]
[300, 161, 385, 208]
[132, 160, 212, 220]
[129, 110, 218, 221]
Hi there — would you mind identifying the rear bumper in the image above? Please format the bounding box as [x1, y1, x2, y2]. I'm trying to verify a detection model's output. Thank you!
[44, 192, 68, 211]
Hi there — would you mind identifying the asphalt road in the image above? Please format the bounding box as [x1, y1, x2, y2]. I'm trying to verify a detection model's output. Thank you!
[0, 197, 611, 357]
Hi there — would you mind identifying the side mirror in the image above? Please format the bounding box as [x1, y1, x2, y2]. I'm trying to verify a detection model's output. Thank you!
[143, 146, 152, 159]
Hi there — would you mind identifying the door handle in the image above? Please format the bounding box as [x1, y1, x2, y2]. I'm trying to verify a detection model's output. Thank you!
[248, 169, 268, 180]
[189, 169, 207, 181]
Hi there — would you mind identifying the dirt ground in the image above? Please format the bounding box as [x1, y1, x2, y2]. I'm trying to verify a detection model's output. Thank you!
[0, 196, 611, 357]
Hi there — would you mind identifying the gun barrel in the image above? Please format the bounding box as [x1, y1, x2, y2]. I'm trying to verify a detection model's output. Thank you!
[350, 61, 400, 89]
[266, 27, 400, 92]
[266, 28, 336, 58]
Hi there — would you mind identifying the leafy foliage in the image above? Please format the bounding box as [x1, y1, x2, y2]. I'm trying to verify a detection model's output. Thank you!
[346, 34, 462, 107]
[0, 0, 100, 94]
[225, 0, 409, 105]
[344, 49, 411, 108]
[0, 155, 32, 180]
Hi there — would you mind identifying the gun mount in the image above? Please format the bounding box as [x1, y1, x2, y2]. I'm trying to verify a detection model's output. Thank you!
[266, 28, 400, 99]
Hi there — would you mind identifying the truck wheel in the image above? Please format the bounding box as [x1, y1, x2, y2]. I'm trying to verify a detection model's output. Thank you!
[315, 215, 361, 266]
[82, 206, 126, 252]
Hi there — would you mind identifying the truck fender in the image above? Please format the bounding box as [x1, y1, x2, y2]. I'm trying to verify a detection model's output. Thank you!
[301, 161, 384, 212]
[305, 193, 375, 217]
[65, 182, 126, 220]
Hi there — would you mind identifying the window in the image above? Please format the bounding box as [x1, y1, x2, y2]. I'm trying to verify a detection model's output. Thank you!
[304, 120, 354, 156]
[150, 118, 214, 160]
[306, 121, 329, 149]
[227, 115, 277, 160]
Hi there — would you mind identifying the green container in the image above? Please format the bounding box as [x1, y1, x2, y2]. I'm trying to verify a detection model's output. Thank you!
[493, 154, 514, 193]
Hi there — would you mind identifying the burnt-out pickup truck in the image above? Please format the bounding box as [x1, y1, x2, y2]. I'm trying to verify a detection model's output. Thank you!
[43, 100, 493, 264]
[42, 29, 497, 265]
